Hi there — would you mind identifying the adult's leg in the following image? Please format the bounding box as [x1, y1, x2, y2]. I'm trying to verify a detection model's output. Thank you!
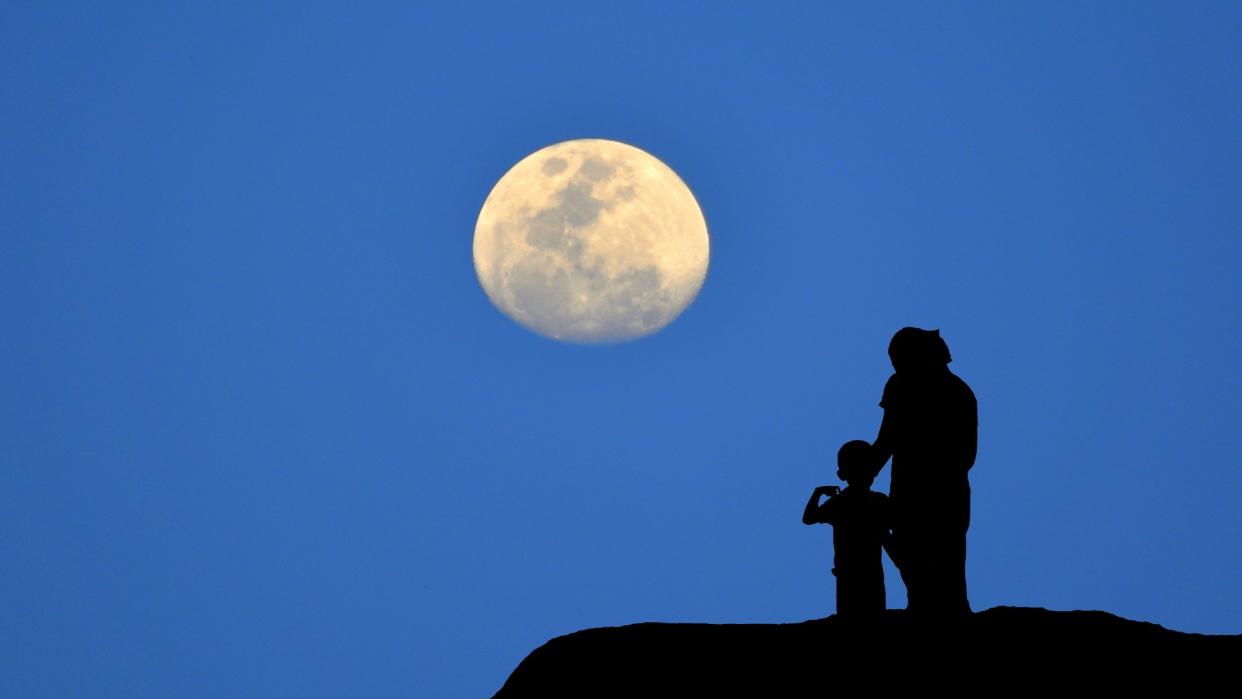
[892, 525, 929, 612]
[924, 496, 971, 615]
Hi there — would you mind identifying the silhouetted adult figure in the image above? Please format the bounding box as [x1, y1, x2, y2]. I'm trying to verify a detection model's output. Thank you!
[871, 327, 977, 615]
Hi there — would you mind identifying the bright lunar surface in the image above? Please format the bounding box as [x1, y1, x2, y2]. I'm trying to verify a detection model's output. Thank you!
[473, 139, 710, 343]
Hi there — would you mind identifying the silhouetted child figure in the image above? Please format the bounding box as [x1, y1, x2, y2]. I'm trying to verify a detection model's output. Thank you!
[803, 440, 891, 617]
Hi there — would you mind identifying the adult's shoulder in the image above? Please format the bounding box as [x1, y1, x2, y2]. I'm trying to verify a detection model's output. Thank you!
[947, 370, 977, 401]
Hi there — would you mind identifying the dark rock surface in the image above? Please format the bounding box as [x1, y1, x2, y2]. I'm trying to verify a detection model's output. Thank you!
[494, 607, 1240, 696]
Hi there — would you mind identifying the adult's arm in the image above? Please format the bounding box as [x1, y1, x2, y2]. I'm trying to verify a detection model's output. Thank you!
[878, 494, 899, 564]
[958, 382, 979, 473]
[870, 409, 896, 481]
[962, 423, 978, 473]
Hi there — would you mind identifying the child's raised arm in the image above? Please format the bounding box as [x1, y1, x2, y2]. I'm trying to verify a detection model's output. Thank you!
[802, 485, 841, 525]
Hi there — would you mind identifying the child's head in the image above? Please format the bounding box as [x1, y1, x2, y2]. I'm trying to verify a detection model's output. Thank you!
[836, 440, 876, 488]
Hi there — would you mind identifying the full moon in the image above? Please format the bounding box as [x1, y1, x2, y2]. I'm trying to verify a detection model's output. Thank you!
[473, 139, 709, 343]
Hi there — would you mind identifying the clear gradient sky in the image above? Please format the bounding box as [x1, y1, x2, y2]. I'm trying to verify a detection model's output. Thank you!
[4, 3, 1241, 697]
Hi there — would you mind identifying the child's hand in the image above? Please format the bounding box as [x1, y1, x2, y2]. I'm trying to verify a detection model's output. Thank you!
[814, 485, 841, 498]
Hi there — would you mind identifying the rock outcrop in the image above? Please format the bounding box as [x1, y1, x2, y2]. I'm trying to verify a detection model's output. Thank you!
[495, 607, 1240, 696]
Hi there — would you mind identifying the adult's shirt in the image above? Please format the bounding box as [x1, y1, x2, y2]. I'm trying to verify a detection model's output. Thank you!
[879, 368, 978, 520]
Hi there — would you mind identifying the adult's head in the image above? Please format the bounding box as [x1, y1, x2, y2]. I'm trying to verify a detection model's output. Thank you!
[888, 327, 952, 374]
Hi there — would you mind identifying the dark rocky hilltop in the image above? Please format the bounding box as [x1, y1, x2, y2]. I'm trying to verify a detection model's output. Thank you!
[494, 607, 1240, 696]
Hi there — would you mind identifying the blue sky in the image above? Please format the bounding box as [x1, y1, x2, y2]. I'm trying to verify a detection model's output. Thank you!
[4, 3, 1241, 697]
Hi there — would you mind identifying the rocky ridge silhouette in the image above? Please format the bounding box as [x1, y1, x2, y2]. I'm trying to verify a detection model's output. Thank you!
[494, 607, 1240, 696]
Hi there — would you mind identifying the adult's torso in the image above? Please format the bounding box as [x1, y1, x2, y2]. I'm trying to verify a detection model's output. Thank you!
[882, 369, 977, 506]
